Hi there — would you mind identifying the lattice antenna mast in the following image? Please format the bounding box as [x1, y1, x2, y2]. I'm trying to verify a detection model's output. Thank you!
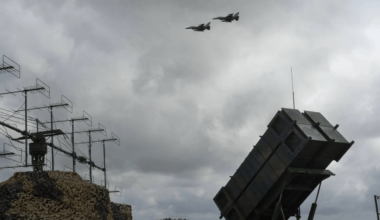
[291, 67, 295, 109]
[11, 128, 69, 171]
[85, 132, 120, 188]
[375, 195, 380, 220]
[0, 143, 16, 157]
[74, 123, 107, 183]
[0, 120, 105, 172]
[0, 78, 50, 167]
[44, 110, 92, 172]
[0, 55, 20, 78]
[15, 95, 73, 171]
[0, 143, 23, 167]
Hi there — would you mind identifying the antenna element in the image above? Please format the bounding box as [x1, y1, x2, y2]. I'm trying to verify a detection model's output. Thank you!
[291, 67, 295, 109]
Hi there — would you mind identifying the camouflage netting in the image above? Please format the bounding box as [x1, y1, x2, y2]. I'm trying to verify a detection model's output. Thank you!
[0, 171, 132, 220]
[110, 202, 132, 220]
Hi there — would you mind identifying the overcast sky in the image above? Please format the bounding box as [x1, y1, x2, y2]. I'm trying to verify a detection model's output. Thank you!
[0, 0, 379, 219]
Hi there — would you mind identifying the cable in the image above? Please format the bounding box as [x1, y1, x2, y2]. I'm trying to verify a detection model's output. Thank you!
[1, 103, 25, 122]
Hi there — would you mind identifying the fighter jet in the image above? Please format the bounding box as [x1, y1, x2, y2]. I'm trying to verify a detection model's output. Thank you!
[213, 12, 239, 22]
[185, 22, 211, 31]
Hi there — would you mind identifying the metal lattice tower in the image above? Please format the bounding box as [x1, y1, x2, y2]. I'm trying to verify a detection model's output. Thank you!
[0, 78, 50, 167]
[45, 110, 92, 172]
[0, 120, 105, 174]
[15, 95, 73, 170]
[80, 132, 120, 187]
[74, 123, 106, 183]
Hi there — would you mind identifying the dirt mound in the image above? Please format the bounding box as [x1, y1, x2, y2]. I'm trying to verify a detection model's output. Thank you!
[0, 171, 132, 220]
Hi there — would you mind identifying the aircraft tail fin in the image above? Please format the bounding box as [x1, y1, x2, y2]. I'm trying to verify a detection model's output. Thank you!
[234, 12, 239, 21]
[205, 22, 211, 30]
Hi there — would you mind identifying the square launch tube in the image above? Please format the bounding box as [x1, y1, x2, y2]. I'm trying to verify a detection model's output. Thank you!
[214, 108, 354, 220]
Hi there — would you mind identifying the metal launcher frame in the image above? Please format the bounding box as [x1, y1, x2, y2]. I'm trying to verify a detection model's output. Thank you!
[214, 108, 354, 220]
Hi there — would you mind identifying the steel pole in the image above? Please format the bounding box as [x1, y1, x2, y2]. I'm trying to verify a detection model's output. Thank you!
[375, 195, 380, 220]
[71, 120, 75, 172]
[103, 140, 106, 188]
[296, 207, 301, 220]
[24, 91, 28, 167]
[36, 118, 40, 171]
[50, 107, 54, 171]
[89, 131, 92, 183]
[308, 183, 322, 220]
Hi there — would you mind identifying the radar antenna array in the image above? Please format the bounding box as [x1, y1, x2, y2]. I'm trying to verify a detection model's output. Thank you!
[74, 123, 107, 183]
[14, 95, 73, 171]
[0, 78, 50, 166]
[0, 55, 20, 78]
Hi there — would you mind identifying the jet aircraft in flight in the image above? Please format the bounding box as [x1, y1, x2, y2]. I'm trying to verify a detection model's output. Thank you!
[185, 22, 211, 31]
[213, 12, 239, 22]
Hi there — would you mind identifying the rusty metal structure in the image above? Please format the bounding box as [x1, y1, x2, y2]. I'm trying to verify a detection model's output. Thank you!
[214, 108, 354, 220]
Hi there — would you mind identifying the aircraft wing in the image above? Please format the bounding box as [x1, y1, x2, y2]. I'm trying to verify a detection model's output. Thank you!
[213, 16, 225, 20]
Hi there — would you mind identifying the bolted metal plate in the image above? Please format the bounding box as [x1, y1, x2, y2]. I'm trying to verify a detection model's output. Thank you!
[304, 111, 333, 127]
[249, 148, 265, 167]
[319, 126, 349, 143]
[235, 193, 254, 218]
[225, 206, 242, 220]
[262, 163, 278, 184]
[282, 108, 311, 125]
[214, 187, 233, 212]
[256, 171, 271, 193]
[318, 142, 353, 162]
[233, 168, 249, 190]
[267, 111, 291, 136]
[249, 177, 266, 200]
[296, 124, 327, 141]
[261, 128, 283, 150]
[254, 139, 272, 160]
[243, 187, 259, 208]
[275, 143, 294, 166]
[241, 159, 258, 180]
[267, 153, 287, 177]
[225, 177, 243, 201]
[283, 130, 303, 153]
